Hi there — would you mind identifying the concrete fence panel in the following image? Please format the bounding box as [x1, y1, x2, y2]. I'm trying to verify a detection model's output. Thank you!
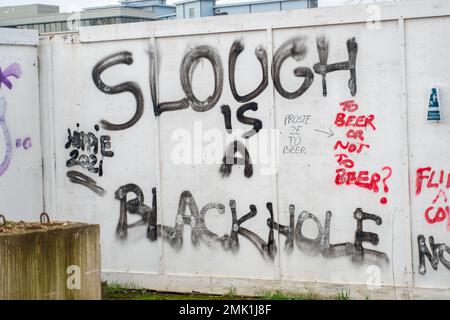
[0, 29, 42, 221]
[3, 0, 446, 299]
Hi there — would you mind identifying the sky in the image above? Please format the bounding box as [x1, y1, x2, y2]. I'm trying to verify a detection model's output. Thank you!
[0, 0, 393, 12]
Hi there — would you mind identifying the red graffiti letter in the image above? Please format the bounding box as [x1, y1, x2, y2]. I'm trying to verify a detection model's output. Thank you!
[416, 167, 431, 195]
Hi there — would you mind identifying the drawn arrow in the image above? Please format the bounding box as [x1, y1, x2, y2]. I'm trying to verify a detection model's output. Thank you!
[314, 128, 334, 138]
[432, 189, 448, 204]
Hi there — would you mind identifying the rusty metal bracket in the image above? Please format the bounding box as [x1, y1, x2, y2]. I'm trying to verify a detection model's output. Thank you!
[40, 212, 50, 224]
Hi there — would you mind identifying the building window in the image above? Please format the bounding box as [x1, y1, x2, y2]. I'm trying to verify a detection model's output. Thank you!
[189, 7, 195, 18]
[308, 0, 318, 8]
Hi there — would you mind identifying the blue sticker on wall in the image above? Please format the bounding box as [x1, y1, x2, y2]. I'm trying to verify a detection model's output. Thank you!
[428, 87, 441, 121]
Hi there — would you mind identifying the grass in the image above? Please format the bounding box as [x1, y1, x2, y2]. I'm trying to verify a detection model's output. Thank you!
[224, 285, 238, 298]
[102, 282, 351, 300]
[256, 289, 321, 300]
[102, 281, 140, 296]
[335, 288, 351, 300]
[101, 282, 252, 300]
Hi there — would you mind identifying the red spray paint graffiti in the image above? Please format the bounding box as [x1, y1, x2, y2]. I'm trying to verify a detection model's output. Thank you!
[416, 167, 450, 229]
[332, 100, 392, 204]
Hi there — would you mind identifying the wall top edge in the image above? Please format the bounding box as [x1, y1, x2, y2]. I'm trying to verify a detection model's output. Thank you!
[0, 28, 39, 46]
[36, 0, 450, 44]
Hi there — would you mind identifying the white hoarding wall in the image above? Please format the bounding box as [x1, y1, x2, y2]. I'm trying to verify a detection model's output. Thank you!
[406, 15, 450, 291]
[0, 29, 42, 221]
[34, 0, 449, 298]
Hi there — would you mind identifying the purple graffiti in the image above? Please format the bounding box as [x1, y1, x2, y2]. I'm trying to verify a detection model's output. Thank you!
[23, 137, 32, 150]
[0, 63, 22, 90]
[16, 137, 32, 150]
[0, 64, 23, 176]
[0, 98, 12, 176]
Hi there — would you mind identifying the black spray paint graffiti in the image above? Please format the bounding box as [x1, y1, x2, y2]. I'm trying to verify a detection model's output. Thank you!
[228, 39, 268, 103]
[144, 35, 358, 119]
[65, 123, 114, 176]
[180, 45, 224, 113]
[65, 123, 113, 197]
[217, 102, 262, 179]
[93, 37, 358, 179]
[149, 46, 189, 116]
[114, 185, 389, 265]
[417, 235, 450, 274]
[218, 102, 261, 179]
[148, 37, 357, 179]
[220, 102, 263, 139]
[92, 51, 144, 130]
[272, 37, 314, 100]
[220, 105, 233, 134]
[220, 102, 264, 138]
[149, 45, 224, 116]
[313, 36, 358, 97]
[237, 102, 263, 139]
[219, 140, 253, 178]
[115, 185, 276, 259]
[270, 207, 388, 264]
[95, 36, 358, 126]
[67, 170, 105, 196]
[115, 184, 157, 240]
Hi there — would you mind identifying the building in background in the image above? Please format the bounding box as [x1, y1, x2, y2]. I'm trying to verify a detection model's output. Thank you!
[0, 0, 318, 33]
[93, 0, 318, 20]
[175, 0, 317, 19]
[319, 0, 395, 7]
[88, 0, 177, 20]
[0, 4, 156, 33]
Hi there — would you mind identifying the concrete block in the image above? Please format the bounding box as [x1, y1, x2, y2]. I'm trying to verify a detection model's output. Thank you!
[0, 223, 101, 300]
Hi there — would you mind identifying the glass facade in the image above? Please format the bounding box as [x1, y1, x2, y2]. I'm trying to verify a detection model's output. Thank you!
[2, 0, 318, 33]
[12, 17, 150, 33]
